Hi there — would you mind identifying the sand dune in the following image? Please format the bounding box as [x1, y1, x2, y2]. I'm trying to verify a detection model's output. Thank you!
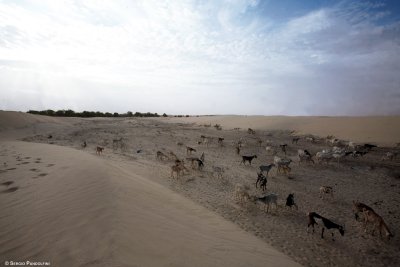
[0, 114, 301, 266]
[1, 111, 400, 267]
[167, 115, 400, 146]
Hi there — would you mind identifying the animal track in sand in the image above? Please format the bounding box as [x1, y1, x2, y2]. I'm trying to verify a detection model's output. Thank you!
[1, 181, 14, 186]
[6, 168, 16, 171]
[29, 168, 39, 172]
[38, 173, 48, 177]
[1, 186, 18, 193]
[46, 164, 55, 167]
[21, 162, 30, 165]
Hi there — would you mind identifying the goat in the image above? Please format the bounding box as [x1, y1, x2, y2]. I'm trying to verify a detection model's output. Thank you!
[280, 144, 288, 155]
[352, 200, 374, 221]
[218, 137, 224, 146]
[315, 151, 333, 164]
[212, 166, 224, 178]
[96, 146, 104, 155]
[363, 209, 394, 240]
[292, 137, 300, 144]
[307, 212, 345, 241]
[305, 137, 315, 143]
[363, 144, 377, 151]
[235, 145, 241, 155]
[248, 128, 256, 134]
[319, 186, 334, 199]
[156, 151, 168, 161]
[255, 194, 278, 213]
[200, 152, 205, 162]
[259, 164, 275, 176]
[186, 157, 204, 170]
[381, 152, 397, 161]
[352, 151, 368, 157]
[274, 156, 292, 175]
[234, 184, 250, 203]
[168, 151, 179, 161]
[285, 193, 298, 210]
[298, 149, 314, 164]
[255, 172, 267, 191]
[241, 155, 257, 165]
[186, 146, 196, 155]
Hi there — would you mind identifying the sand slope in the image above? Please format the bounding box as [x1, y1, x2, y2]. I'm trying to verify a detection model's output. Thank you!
[0, 140, 301, 267]
[166, 115, 400, 145]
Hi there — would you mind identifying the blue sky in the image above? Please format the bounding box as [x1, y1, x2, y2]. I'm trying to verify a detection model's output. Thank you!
[0, 0, 399, 115]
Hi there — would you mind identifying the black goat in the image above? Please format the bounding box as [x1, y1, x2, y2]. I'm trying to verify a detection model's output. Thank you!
[285, 193, 298, 210]
[241, 155, 257, 165]
[307, 212, 345, 241]
[255, 172, 267, 191]
[280, 144, 288, 155]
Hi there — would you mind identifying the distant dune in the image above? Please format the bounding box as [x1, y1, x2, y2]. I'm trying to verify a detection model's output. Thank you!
[167, 115, 400, 146]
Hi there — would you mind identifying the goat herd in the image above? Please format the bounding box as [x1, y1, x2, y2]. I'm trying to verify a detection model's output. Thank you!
[95, 127, 397, 243]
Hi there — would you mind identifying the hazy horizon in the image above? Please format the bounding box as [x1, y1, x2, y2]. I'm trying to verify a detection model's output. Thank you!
[1, 0, 400, 116]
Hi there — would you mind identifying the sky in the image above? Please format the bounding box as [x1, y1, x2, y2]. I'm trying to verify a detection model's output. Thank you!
[0, 0, 400, 116]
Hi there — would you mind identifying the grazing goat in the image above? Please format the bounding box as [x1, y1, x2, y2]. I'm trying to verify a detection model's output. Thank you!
[248, 128, 256, 134]
[292, 137, 300, 144]
[96, 146, 104, 155]
[255, 172, 267, 191]
[218, 137, 224, 146]
[259, 164, 275, 176]
[274, 156, 292, 175]
[298, 149, 314, 164]
[307, 212, 345, 241]
[200, 152, 205, 162]
[381, 152, 397, 161]
[352, 200, 374, 221]
[255, 194, 278, 213]
[168, 151, 179, 161]
[156, 151, 168, 161]
[305, 137, 315, 143]
[280, 144, 288, 155]
[363, 209, 394, 240]
[241, 155, 257, 165]
[363, 143, 377, 151]
[319, 186, 334, 199]
[235, 145, 241, 155]
[186, 157, 204, 170]
[315, 151, 333, 164]
[235, 184, 250, 203]
[186, 146, 196, 155]
[212, 166, 224, 178]
[286, 193, 298, 210]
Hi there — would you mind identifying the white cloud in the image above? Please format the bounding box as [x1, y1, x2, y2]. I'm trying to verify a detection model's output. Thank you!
[0, 0, 399, 115]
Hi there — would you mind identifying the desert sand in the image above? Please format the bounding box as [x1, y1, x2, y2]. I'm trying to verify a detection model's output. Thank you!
[1, 111, 400, 267]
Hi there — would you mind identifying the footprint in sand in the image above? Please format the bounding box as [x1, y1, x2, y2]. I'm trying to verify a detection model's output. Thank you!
[46, 164, 55, 167]
[6, 168, 16, 171]
[29, 168, 40, 172]
[21, 162, 30, 165]
[38, 173, 48, 177]
[1, 186, 19, 193]
[1, 181, 14, 186]
[24, 157, 31, 159]
[35, 161, 41, 164]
